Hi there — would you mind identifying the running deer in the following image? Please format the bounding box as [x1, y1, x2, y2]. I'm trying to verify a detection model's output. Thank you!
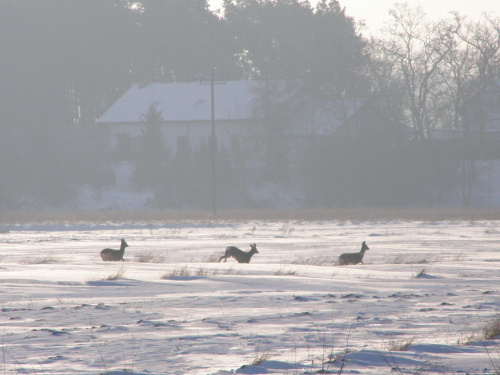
[218, 243, 259, 263]
[100, 239, 128, 261]
[338, 241, 369, 265]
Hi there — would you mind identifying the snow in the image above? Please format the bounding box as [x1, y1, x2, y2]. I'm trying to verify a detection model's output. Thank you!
[76, 162, 155, 211]
[97, 80, 302, 124]
[443, 160, 500, 207]
[0, 220, 499, 374]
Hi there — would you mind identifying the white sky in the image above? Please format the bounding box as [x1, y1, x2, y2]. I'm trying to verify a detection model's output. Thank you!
[209, 0, 500, 33]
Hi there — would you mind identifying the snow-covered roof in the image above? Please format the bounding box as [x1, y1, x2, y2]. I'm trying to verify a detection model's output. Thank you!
[97, 80, 302, 124]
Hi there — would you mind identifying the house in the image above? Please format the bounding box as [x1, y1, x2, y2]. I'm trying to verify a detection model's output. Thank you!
[95, 80, 399, 209]
[97, 80, 304, 159]
[96, 80, 386, 160]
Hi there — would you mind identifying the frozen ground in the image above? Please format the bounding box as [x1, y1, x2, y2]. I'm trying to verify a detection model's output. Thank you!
[0, 220, 498, 374]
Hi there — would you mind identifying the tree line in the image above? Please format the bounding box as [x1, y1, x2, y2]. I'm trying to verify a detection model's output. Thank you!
[0, 0, 498, 210]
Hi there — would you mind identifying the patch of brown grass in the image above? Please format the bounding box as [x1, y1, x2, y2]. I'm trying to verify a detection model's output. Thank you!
[161, 266, 227, 279]
[2, 207, 500, 225]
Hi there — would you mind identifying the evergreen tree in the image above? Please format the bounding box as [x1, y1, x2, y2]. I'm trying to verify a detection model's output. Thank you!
[223, 0, 367, 96]
[133, 104, 170, 208]
[131, 0, 240, 82]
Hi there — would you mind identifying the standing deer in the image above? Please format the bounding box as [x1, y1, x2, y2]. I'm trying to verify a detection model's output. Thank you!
[338, 241, 369, 265]
[100, 239, 128, 261]
[219, 243, 259, 263]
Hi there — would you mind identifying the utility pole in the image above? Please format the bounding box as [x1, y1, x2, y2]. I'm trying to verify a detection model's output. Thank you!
[209, 66, 216, 218]
[201, 66, 225, 218]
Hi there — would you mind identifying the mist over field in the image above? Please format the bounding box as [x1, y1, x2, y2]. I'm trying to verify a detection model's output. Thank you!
[0, 1, 499, 212]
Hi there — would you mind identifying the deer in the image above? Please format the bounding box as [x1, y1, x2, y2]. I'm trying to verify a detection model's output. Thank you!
[100, 239, 128, 261]
[218, 243, 259, 263]
[337, 241, 369, 266]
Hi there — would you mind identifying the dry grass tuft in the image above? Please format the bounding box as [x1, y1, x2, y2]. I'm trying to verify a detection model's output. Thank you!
[390, 251, 466, 265]
[203, 253, 221, 263]
[251, 351, 273, 366]
[20, 254, 62, 264]
[413, 268, 427, 278]
[161, 266, 226, 279]
[291, 257, 333, 266]
[251, 344, 273, 366]
[483, 318, 500, 340]
[457, 333, 477, 345]
[106, 268, 125, 280]
[195, 267, 219, 277]
[274, 268, 297, 276]
[134, 252, 166, 263]
[390, 254, 430, 265]
[457, 318, 500, 345]
[386, 337, 415, 352]
[162, 266, 192, 279]
[448, 251, 466, 262]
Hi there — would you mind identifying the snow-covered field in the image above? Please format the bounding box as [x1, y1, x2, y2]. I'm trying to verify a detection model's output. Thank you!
[0, 220, 499, 374]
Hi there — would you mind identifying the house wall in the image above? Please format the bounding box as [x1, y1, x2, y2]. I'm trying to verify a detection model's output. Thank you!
[108, 119, 263, 157]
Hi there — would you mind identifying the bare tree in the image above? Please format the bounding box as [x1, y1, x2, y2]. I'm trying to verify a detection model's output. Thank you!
[454, 14, 500, 133]
[381, 3, 455, 140]
[450, 14, 500, 205]
[431, 13, 500, 205]
[365, 36, 406, 127]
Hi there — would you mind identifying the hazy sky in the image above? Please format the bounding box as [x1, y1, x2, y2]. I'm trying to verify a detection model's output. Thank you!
[209, 0, 500, 33]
